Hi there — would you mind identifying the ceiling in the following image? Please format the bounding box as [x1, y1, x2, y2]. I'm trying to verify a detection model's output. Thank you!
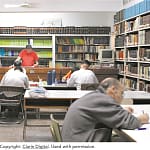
[0, 0, 123, 12]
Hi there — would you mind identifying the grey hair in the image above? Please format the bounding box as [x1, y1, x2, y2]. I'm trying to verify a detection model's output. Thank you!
[99, 78, 121, 91]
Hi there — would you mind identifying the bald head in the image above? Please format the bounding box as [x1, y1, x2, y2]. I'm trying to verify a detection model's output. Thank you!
[100, 78, 122, 90]
[99, 78, 124, 104]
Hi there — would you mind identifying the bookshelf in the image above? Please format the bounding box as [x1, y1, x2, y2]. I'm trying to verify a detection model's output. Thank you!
[55, 34, 111, 67]
[0, 34, 53, 67]
[0, 26, 111, 67]
[114, 7, 150, 92]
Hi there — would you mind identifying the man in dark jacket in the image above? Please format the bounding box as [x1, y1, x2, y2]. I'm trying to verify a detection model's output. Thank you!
[62, 78, 149, 142]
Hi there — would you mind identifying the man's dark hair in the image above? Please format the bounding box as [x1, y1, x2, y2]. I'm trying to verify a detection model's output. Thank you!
[99, 78, 120, 90]
[14, 60, 23, 72]
[82, 60, 91, 66]
[26, 44, 32, 49]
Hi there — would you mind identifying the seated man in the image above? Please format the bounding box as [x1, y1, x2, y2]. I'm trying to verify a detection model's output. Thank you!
[62, 78, 149, 142]
[0, 60, 29, 90]
[0, 60, 29, 119]
[67, 60, 99, 87]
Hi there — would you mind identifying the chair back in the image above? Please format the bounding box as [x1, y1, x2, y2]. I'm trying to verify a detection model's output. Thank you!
[80, 83, 99, 90]
[50, 114, 62, 142]
[0, 86, 25, 105]
[0, 86, 25, 124]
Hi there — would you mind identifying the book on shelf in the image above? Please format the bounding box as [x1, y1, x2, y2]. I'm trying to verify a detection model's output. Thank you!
[126, 34, 138, 46]
[0, 26, 111, 35]
[139, 48, 150, 61]
[139, 80, 146, 91]
[140, 13, 150, 27]
[127, 63, 138, 76]
[139, 64, 150, 79]
[146, 84, 150, 92]
[145, 30, 150, 44]
[127, 49, 138, 61]
[125, 78, 137, 90]
[117, 63, 124, 74]
[115, 50, 124, 60]
[115, 35, 125, 47]
[125, 17, 140, 32]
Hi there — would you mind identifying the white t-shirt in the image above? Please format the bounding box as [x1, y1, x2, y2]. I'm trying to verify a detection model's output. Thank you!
[67, 69, 99, 87]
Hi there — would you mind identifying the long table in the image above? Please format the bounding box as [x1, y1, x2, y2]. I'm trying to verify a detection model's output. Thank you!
[123, 91, 150, 104]
[23, 89, 92, 140]
[114, 105, 150, 142]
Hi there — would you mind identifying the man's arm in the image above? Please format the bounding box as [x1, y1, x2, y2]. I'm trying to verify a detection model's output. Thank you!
[33, 60, 39, 67]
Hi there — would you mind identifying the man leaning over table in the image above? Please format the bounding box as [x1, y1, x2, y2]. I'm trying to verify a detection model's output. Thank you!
[62, 77, 149, 142]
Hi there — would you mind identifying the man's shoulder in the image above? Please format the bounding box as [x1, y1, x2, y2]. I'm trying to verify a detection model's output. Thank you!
[85, 69, 95, 74]
[20, 49, 27, 54]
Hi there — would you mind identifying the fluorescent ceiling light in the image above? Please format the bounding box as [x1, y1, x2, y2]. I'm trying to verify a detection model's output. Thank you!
[4, 4, 20, 8]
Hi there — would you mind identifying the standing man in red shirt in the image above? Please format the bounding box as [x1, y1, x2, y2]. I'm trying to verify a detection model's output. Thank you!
[16, 44, 39, 67]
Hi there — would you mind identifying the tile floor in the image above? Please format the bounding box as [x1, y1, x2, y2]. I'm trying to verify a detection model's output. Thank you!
[0, 112, 65, 142]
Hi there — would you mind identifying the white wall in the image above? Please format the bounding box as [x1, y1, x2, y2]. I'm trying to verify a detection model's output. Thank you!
[0, 12, 115, 31]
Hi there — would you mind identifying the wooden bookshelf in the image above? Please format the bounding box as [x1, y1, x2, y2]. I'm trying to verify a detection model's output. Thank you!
[0, 26, 112, 67]
[114, 8, 150, 92]
[0, 34, 53, 67]
[55, 35, 111, 67]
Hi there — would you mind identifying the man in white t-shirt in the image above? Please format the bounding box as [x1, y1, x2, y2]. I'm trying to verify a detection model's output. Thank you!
[67, 60, 99, 87]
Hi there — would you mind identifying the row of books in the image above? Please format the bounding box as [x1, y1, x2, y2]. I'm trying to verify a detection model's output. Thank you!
[140, 13, 150, 27]
[114, 0, 150, 23]
[55, 61, 81, 68]
[120, 77, 150, 92]
[125, 17, 140, 32]
[0, 58, 15, 66]
[116, 47, 150, 61]
[139, 64, 150, 79]
[0, 39, 28, 46]
[139, 30, 150, 45]
[114, 13, 150, 35]
[56, 45, 99, 53]
[56, 37, 110, 45]
[56, 53, 98, 61]
[139, 81, 150, 92]
[38, 59, 51, 67]
[127, 49, 138, 60]
[32, 39, 52, 47]
[124, 78, 137, 90]
[115, 50, 124, 60]
[115, 35, 125, 47]
[0, 56, 52, 67]
[0, 48, 20, 56]
[124, 0, 150, 20]
[115, 29, 150, 47]
[139, 47, 150, 61]
[0, 26, 111, 35]
[114, 22, 125, 35]
[116, 63, 124, 74]
[125, 13, 150, 32]
[0, 39, 52, 47]
[0, 48, 53, 58]
[126, 63, 138, 75]
[114, 9, 124, 23]
[126, 34, 138, 46]
[36, 51, 52, 58]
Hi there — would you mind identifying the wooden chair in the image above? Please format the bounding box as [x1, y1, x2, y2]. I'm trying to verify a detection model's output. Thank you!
[0, 86, 25, 124]
[50, 113, 62, 142]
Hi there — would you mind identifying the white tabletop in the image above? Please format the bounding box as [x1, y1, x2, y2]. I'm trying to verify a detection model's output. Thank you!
[24, 89, 92, 99]
[116, 105, 150, 142]
[123, 91, 150, 99]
